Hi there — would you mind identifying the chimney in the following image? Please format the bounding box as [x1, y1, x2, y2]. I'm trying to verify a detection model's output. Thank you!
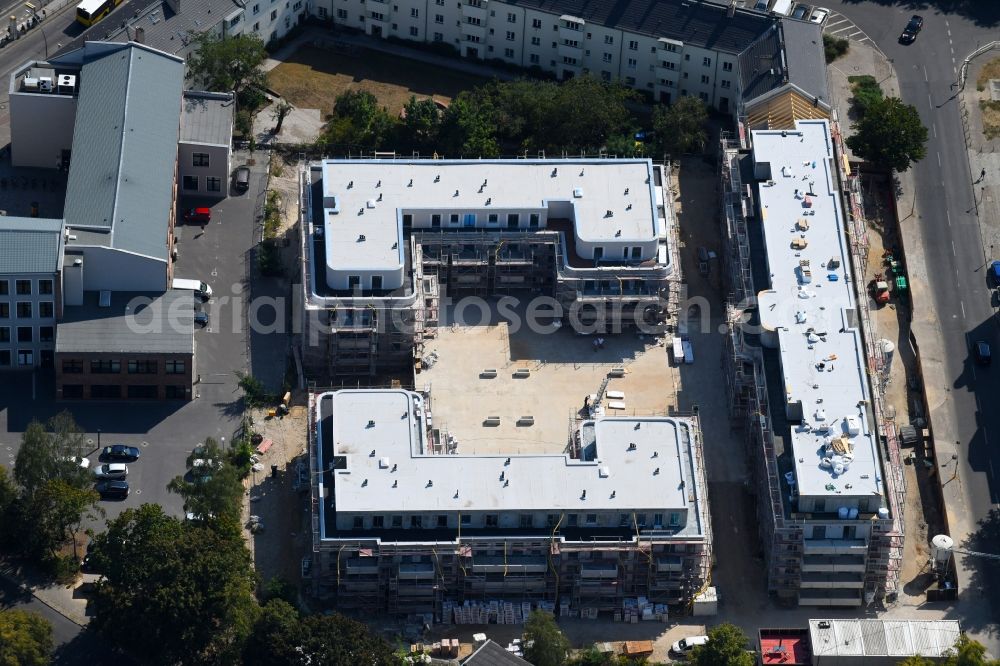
[134, 26, 145, 44]
[63, 255, 84, 306]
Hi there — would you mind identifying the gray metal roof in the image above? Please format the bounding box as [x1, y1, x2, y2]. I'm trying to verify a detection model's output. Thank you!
[0, 217, 64, 274]
[180, 91, 235, 146]
[56, 289, 194, 354]
[62, 42, 183, 261]
[463, 640, 531, 666]
[738, 20, 829, 107]
[507, 0, 777, 54]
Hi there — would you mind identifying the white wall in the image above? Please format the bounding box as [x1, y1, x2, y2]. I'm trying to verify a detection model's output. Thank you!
[76, 247, 167, 292]
[10, 92, 77, 169]
[177, 142, 230, 199]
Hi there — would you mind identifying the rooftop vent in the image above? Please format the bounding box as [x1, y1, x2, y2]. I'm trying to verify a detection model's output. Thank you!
[599, 466, 610, 478]
[573, 188, 583, 198]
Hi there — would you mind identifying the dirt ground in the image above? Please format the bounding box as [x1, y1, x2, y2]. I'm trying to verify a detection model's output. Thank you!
[267, 46, 487, 116]
[975, 57, 1000, 140]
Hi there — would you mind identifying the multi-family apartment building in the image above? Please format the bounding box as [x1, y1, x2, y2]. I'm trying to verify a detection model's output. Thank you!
[720, 119, 903, 606]
[308, 389, 712, 617]
[0, 218, 64, 370]
[299, 158, 680, 378]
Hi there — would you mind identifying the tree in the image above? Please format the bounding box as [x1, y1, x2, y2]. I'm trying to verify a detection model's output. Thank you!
[823, 34, 849, 63]
[400, 96, 441, 153]
[653, 96, 709, 156]
[439, 95, 501, 157]
[187, 33, 268, 110]
[846, 96, 928, 172]
[167, 438, 245, 525]
[322, 90, 397, 149]
[14, 413, 90, 500]
[29, 479, 101, 560]
[690, 623, 754, 666]
[0, 610, 53, 666]
[89, 504, 258, 664]
[243, 599, 399, 666]
[271, 100, 293, 135]
[523, 610, 569, 666]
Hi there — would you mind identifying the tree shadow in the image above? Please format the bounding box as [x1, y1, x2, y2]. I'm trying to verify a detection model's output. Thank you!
[957, 508, 1000, 633]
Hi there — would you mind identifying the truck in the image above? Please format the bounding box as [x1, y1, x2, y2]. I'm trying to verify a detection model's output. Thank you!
[172, 278, 213, 300]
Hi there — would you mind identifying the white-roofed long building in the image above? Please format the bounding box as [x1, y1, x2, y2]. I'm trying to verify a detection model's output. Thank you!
[300, 158, 679, 378]
[307, 389, 712, 617]
[719, 120, 903, 606]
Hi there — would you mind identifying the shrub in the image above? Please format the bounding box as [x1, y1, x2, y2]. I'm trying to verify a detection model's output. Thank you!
[848, 75, 883, 116]
[824, 34, 849, 63]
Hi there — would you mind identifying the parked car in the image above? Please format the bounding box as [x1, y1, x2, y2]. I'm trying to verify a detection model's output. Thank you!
[809, 7, 829, 24]
[102, 444, 141, 462]
[791, 3, 810, 20]
[95, 480, 129, 500]
[671, 636, 709, 656]
[989, 260, 1000, 284]
[974, 340, 992, 366]
[233, 165, 251, 193]
[94, 463, 128, 480]
[899, 15, 923, 44]
[183, 207, 212, 224]
[194, 310, 209, 327]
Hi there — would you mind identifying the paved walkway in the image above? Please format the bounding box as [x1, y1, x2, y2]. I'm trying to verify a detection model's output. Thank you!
[962, 51, 1000, 266]
[0, 560, 89, 626]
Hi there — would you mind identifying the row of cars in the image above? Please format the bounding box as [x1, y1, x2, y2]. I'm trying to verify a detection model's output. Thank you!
[751, 0, 828, 24]
[93, 445, 140, 500]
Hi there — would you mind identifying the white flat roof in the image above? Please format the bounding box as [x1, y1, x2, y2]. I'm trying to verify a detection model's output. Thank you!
[319, 389, 697, 514]
[752, 120, 884, 500]
[809, 619, 961, 658]
[320, 159, 659, 272]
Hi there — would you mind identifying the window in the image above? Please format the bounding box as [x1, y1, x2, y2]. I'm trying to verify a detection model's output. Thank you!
[164, 385, 186, 399]
[529, 213, 540, 227]
[36, 302, 53, 319]
[410, 7, 418, 17]
[165, 360, 185, 374]
[39, 280, 53, 295]
[90, 384, 120, 399]
[437, 515, 448, 527]
[62, 359, 83, 374]
[604, 34, 613, 44]
[348, 275, 360, 289]
[601, 70, 611, 81]
[703, 56, 711, 66]
[15, 280, 30, 295]
[192, 153, 210, 167]
[506, 213, 519, 228]
[371, 276, 383, 290]
[562, 56, 577, 65]
[449, 213, 459, 224]
[207, 177, 221, 192]
[90, 360, 121, 374]
[409, 26, 418, 36]
[665, 43, 677, 53]
[628, 39, 638, 50]
[372, 515, 385, 528]
[17, 350, 32, 366]
[0, 280, 6, 295]
[0, 350, 10, 366]
[699, 91, 709, 101]
[662, 61, 675, 70]
[392, 515, 403, 528]
[504, 48, 514, 58]
[701, 74, 710, 84]
[567, 514, 578, 527]
[721, 79, 731, 89]
[636, 513, 646, 527]
[593, 246, 604, 260]
[270, 9, 277, 19]
[625, 76, 636, 85]
[436, 0, 444, 5]
[410, 515, 422, 528]
[17, 327, 31, 343]
[627, 57, 636, 69]
[16, 302, 31, 318]
[317, 6, 327, 19]
[532, 18, 541, 28]
[431, 214, 442, 227]
[485, 514, 499, 527]
[465, 16, 480, 25]
[353, 516, 364, 529]
[252, 3, 259, 14]
[546, 514, 559, 527]
[0, 327, 7, 342]
[562, 38, 578, 48]
[505, 30, 515, 41]
[433, 31, 443, 41]
[253, 21, 260, 30]
[0, 304, 8, 319]
[602, 52, 612, 63]
[529, 53, 539, 64]
[434, 13, 443, 23]
[461, 514, 471, 526]
[336, 8, 347, 18]
[183, 175, 198, 191]
[507, 11, 515, 22]
[128, 360, 158, 374]
[530, 36, 540, 45]
[128, 385, 158, 399]
[669, 512, 681, 526]
[585, 513, 597, 525]
[723, 61, 733, 72]
[631, 247, 641, 259]
[519, 514, 533, 528]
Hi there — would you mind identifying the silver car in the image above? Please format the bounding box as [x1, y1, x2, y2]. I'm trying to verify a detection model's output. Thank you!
[94, 463, 128, 480]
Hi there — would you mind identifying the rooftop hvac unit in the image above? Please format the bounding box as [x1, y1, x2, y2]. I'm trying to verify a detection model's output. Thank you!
[57, 74, 76, 95]
[23, 77, 38, 91]
[38, 77, 53, 93]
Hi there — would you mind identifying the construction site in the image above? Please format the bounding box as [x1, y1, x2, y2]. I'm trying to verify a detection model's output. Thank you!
[718, 118, 905, 608]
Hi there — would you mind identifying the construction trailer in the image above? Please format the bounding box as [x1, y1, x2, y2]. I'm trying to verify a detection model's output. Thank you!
[718, 121, 903, 607]
[307, 390, 712, 618]
[299, 158, 681, 381]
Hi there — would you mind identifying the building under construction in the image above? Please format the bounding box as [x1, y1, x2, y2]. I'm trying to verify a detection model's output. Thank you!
[299, 158, 680, 378]
[307, 389, 712, 618]
[719, 119, 904, 607]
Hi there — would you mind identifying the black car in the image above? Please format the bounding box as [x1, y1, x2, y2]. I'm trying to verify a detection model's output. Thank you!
[899, 15, 923, 44]
[102, 444, 141, 462]
[974, 340, 992, 366]
[234, 165, 251, 193]
[96, 480, 129, 500]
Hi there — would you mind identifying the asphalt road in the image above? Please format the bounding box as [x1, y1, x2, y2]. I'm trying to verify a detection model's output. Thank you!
[821, 0, 1000, 619]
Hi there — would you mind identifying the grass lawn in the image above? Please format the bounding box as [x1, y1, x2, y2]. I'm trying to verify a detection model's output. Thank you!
[976, 56, 1000, 91]
[267, 46, 489, 116]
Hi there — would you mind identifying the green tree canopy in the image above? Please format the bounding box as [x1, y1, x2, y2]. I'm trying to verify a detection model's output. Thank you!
[243, 599, 399, 665]
[187, 33, 268, 110]
[690, 623, 754, 666]
[901, 635, 1000, 666]
[0, 610, 53, 666]
[322, 90, 396, 149]
[14, 413, 90, 499]
[88, 504, 258, 665]
[845, 96, 928, 172]
[653, 96, 709, 156]
[400, 96, 442, 153]
[167, 437, 245, 526]
[523, 610, 570, 666]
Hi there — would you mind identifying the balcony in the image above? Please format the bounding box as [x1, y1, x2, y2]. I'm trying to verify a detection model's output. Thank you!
[801, 554, 866, 573]
[800, 572, 865, 589]
[471, 557, 547, 574]
[580, 563, 619, 579]
[460, 20, 486, 40]
[803, 538, 868, 555]
[461, 1, 488, 23]
[654, 62, 679, 79]
[656, 556, 683, 573]
[798, 588, 863, 607]
[557, 40, 582, 59]
[397, 562, 435, 580]
[368, 11, 389, 25]
[558, 17, 584, 43]
[345, 559, 380, 573]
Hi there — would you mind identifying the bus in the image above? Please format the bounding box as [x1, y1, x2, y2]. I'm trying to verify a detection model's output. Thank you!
[76, 0, 123, 27]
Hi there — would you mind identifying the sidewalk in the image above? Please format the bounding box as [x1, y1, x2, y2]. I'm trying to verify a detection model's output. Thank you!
[0, 560, 90, 626]
[961, 51, 1000, 263]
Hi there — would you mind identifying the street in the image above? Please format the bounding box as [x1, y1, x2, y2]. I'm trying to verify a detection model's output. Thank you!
[821, 0, 1000, 644]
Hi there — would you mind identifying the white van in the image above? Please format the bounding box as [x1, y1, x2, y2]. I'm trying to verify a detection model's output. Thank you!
[172, 278, 213, 300]
[770, 0, 794, 15]
[671, 635, 709, 655]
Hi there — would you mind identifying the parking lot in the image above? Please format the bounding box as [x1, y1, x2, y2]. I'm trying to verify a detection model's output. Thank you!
[0, 151, 270, 524]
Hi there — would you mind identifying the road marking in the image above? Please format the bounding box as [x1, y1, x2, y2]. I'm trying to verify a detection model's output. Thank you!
[924, 65, 928, 82]
[947, 209, 952, 227]
[938, 151, 942, 167]
[961, 300, 966, 318]
[933, 123, 938, 138]
[952, 240, 957, 256]
[848, 30, 864, 38]
[929, 93, 934, 109]
[948, 29, 952, 37]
